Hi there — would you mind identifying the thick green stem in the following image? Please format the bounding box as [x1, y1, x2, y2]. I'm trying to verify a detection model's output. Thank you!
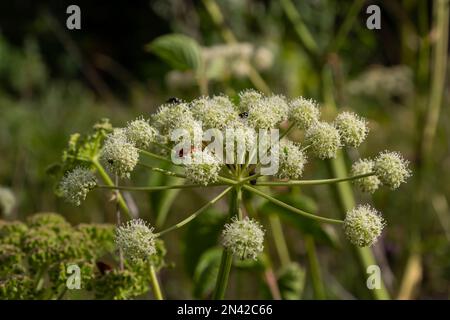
[149, 265, 163, 300]
[92, 160, 131, 219]
[305, 235, 326, 299]
[243, 185, 343, 224]
[213, 187, 242, 299]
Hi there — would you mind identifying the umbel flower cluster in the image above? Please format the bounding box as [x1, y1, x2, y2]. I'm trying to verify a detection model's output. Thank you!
[56, 90, 411, 299]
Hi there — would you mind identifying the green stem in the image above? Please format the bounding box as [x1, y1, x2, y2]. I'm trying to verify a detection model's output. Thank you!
[213, 187, 242, 299]
[279, 123, 295, 140]
[255, 172, 375, 186]
[138, 163, 187, 179]
[149, 265, 163, 300]
[305, 235, 326, 299]
[92, 160, 131, 219]
[269, 214, 291, 266]
[97, 183, 226, 191]
[156, 187, 232, 236]
[279, 0, 319, 55]
[243, 185, 343, 224]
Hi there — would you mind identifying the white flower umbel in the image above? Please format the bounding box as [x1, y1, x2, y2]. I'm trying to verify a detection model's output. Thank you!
[351, 159, 380, 193]
[100, 130, 139, 178]
[60, 167, 97, 206]
[125, 117, 157, 149]
[344, 205, 385, 247]
[374, 151, 411, 189]
[289, 97, 320, 129]
[115, 218, 156, 262]
[184, 150, 222, 186]
[222, 216, 265, 260]
[334, 111, 368, 148]
[152, 102, 192, 135]
[277, 140, 307, 179]
[238, 89, 263, 113]
[305, 122, 342, 159]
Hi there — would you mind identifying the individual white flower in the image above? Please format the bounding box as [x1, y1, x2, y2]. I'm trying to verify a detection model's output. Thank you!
[289, 97, 320, 129]
[305, 122, 342, 159]
[115, 219, 156, 262]
[277, 140, 307, 179]
[184, 150, 222, 186]
[334, 111, 368, 148]
[374, 151, 411, 189]
[351, 159, 381, 193]
[222, 216, 265, 260]
[343, 205, 385, 247]
[100, 130, 139, 178]
[125, 117, 157, 149]
[60, 167, 97, 206]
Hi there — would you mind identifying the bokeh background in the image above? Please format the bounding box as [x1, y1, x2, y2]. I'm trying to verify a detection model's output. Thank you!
[0, 0, 449, 299]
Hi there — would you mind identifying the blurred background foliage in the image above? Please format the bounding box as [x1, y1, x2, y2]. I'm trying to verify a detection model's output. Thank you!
[0, 0, 449, 299]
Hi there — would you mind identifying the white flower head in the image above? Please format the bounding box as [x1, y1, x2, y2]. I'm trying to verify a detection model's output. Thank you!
[374, 151, 411, 189]
[184, 150, 222, 186]
[60, 167, 97, 206]
[344, 205, 385, 247]
[289, 97, 320, 129]
[115, 218, 157, 262]
[277, 140, 307, 179]
[334, 111, 369, 148]
[305, 122, 342, 159]
[222, 216, 265, 260]
[246, 94, 289, 129]
[191, 95, 239, 129]
[100, 129, 139, 178]
[125, 117, 157, 149]
[351, 159, 381, 193]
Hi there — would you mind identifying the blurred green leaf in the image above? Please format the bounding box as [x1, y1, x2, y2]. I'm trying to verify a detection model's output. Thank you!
[277, 262, 306, 300]
[147, 34, 201, 71]
[192, 247, 222, 299]
[182, 208, 226, 277]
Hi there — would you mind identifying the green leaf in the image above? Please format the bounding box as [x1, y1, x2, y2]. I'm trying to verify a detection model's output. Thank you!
[259, 192, 338, 247]
[277, 262, 306, 300]
[146, 34, 201, 71]
[192, 247, 222, 299]
[182, 208, 227, 276]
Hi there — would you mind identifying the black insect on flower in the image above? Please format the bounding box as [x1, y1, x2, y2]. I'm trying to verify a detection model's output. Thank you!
[239, 112, 249, 119]
[166, 97, 182, 104]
